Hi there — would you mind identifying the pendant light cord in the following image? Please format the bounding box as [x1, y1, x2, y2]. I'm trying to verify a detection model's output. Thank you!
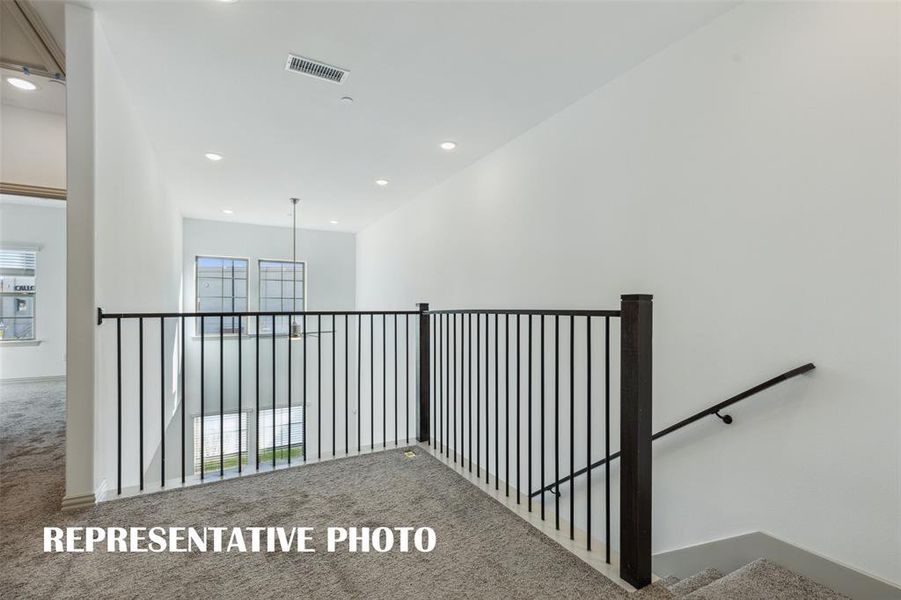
[292, 199, 297, 315]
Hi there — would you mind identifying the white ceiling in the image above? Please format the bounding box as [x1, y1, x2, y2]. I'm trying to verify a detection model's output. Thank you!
[0, 66, 65, 114]
[90, 1, 733, 232]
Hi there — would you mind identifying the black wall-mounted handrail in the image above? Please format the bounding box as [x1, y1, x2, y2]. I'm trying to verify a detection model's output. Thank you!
[531, 362, 816, 498]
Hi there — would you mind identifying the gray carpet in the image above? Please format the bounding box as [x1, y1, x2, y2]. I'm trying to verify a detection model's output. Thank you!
[0, 380, 630, 599]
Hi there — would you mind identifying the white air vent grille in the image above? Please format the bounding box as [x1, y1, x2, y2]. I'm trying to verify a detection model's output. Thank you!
[284, 54, 349, 84]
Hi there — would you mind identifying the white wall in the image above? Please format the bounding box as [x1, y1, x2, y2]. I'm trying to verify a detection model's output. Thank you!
[0, 104, 66, 189]
[0, 198, 66, 380]
[90, 13, 184, 496]
[357, 2, 901, 585]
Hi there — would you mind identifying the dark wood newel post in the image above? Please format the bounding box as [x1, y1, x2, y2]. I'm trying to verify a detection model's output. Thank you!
[416, 302, 431, 443]
[620, 294, 652, 589]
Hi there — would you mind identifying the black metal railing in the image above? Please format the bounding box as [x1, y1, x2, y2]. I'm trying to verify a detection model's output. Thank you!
[97, 296, 653, 588]
[421, 295, 653, 588]
[531, 362, 816, 498]
[97, 307, 421, 489]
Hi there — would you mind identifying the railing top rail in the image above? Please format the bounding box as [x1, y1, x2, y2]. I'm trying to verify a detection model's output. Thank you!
[425, 308, 621, 317]
[97, 308, 419, 322]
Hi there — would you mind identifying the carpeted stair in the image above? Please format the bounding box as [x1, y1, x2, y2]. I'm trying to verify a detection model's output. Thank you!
[638, 558, 848, 599]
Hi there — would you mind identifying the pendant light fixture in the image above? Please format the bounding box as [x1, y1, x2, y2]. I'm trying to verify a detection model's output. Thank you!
[289, 198, 303, 340]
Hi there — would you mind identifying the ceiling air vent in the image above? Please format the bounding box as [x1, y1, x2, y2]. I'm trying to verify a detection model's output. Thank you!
[284, 54, 349, 84]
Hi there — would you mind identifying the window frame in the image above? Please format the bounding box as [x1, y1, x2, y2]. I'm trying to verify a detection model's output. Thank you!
[0, 246, 38, 344]
[193, 254, 249, 336]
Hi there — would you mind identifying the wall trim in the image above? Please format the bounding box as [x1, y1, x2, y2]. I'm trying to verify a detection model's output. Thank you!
[0, 182, 67, 201]
[653, 531, 901, 599]
[0, 374, 65, 384]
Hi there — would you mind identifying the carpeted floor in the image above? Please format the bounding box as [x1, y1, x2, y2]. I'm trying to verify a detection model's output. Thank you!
[0, 380, 630, 599]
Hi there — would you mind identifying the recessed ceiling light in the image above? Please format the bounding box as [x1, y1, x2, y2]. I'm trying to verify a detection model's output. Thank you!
[6, 77, 36, 91]
[329, 219, 339, 225]
[222, 209, 234, 215]
[217, 0, 238, 3]
[375, 179, 389, 187]
[339, 96, 354, 104]
[440, 141, 457, 151]
[205, 153, 223, 161]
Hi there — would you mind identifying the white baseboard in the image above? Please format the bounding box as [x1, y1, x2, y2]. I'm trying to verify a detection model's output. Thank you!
[0, 375, 65, 384]
[61, 492, 96, 511]
[653, 531, 901, 600]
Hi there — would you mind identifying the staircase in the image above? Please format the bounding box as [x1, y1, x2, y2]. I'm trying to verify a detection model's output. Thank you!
[633, 559, 849, 599]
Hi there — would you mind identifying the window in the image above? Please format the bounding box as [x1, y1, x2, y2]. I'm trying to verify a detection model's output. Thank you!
[258, 260, 304, 334]
[0, 249, 37, 341]
[258, 406, 305, 462]
[193, 412, 248, 474]
[195, 256, 248, 334]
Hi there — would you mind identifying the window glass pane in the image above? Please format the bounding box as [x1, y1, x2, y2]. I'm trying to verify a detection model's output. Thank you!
[261, 298, 281, 312]
[13, 296, 34, 317]
[193, 413, 248, 474]
[0, 249, 37, 341]
[6, 318, 33, 340]
[234, 279, 247, 298]
[258, 406, 305, 450]
[198, 297, 223, 313]
[263, 280, 282, 297]
[1, 296, 16, 315]
[198, 277, 223, 297]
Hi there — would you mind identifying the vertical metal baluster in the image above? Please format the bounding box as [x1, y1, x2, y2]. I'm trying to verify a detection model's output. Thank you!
[570, 314, 575, 540]
[429, 315, 438, 450]
[201, 316, 206, 478]
[394, 314, 398, 447]
[540, 315, 545, 521]
[370, 314, 374, 451]
[332, 315, 336, 457]
[181, 315, 186, 483]
[357, 314, 361, 452]
[139, 317, 144, 491]
[483, 314, 488, 481]
[317, 313, 322, 460]
[161, 317, 165, 487]
[586, 316, 592, 551]
[345, 314, 349, 455]
[383, 314, 387, 448]
[605, 316, 611, 564]
[527, 315, 532, 512]
[255, 315, 259, 470]
[288, 313, 292, 465]
[406, 314, 410, 445]
[452, 313, 456, 462]
[494, 313, 498, 490]
[516, 314, 520, 505]
[476, 314, 480, 478]
[116, 318, 122, 495]
[440, 313, 443, 455]
[468, 313, 472, 472]
[555, 314, 560, 531]
[303, 315, 307, 462]
[220, 315, 224, 477]
[272, 315, 277, 469]
[445, 313, 450, 458]
[505, 313, 509, 497]
[237, 316, 242, 473]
